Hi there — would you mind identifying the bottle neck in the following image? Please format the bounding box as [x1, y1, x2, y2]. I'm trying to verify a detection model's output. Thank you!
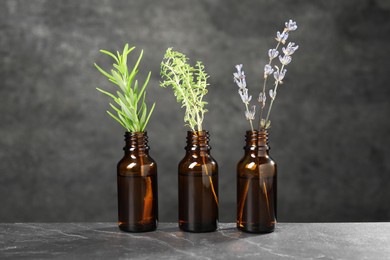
[124, 132, 149, 156]
[185, 130, 211, 154]
[244, 130, 269, 155]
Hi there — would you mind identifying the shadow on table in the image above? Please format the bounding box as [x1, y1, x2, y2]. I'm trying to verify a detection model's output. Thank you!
[91, 224, 278, 248]
[93, 224, 278, 240]
[64, 224, 280, 257]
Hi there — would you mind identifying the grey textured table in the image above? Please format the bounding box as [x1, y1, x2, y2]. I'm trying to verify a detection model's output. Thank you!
[0, 223, 389, 259]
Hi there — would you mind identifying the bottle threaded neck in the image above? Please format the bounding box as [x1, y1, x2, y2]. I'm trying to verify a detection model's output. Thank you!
[257, 130, 269, 150]
[124, 132, 149, 153]
[244, 130, 269, 151]
[186, 130, 210, 151]
[245, 130, 258, 148]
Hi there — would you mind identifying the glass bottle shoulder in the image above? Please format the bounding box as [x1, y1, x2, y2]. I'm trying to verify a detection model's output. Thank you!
[117, 153, 157, 177]
[237, 152, 276, 178]
[179, 153, 218, 175]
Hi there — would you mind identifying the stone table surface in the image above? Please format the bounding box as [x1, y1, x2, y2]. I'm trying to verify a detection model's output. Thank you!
[0, 223, 389, 259]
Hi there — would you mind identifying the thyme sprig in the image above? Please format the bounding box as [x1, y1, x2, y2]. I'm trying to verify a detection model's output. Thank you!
[160, 48, 217, 206]
[160, 48, 209, 131]
[94, 43, 155, 132]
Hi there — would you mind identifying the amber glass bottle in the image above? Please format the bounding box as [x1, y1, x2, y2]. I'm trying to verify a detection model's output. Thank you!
[117, 132, 158, 232]
[237, 130, 277, 233]
[178, 131, 218, 232]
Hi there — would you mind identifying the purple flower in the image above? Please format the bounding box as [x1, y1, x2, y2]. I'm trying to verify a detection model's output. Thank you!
[264, 64, 274, 77]
[282, 42, 299, 56]
[269, 89, 276, 100]
[258, 92, 266, 107]
[245, 105, 256, 121]
[273, 67, 287, 82]
[233, 64, 245, 80]
[285, 20, 297, 31]
[233, 64, 247, 89]
[235, 64, 243, 74]
[234, 77, 246, 89]
[268, 49, 279, 59]
[279, 55, 292, 66]
[275, 31, 289, 44]
[238, 88, 252, 104]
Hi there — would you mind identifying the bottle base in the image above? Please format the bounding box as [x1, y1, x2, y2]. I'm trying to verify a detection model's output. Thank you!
[179, 221, 217, 233]
[237, 223, 275, 233]
[118, 221, 157, 233]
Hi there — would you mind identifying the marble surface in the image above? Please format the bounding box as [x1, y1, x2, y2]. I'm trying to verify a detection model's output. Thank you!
[0, 223, 389, 259]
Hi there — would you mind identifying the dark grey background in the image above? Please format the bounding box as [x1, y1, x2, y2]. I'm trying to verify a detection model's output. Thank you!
[1, 0, 389, 223]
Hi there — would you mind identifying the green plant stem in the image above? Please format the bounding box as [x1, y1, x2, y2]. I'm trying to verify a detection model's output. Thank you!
[161, 56, 204, 132]
[160, 48, 208, 132]
[177, 65, 203, 131]
[95, 44, 154, 132]
[161, 62, 197, 131]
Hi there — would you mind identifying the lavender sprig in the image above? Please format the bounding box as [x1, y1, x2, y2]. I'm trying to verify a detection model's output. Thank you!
[234, 64, 254, 131]
[245, 105, 256, 121]
[258, 20, 298, 130]
[233, 19, 299, 131]
[264, 43, 299, 126]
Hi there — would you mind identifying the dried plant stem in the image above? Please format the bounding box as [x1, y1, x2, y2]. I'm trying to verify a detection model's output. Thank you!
[245, 103, 254, 131]
[264, 63, 286, 124]
[258, 40, 282, 130]
[258, 79, 267, 125]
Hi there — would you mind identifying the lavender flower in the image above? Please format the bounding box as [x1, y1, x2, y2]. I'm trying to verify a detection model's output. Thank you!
[241, 76, 247, 88]
[268, 49, 279, 59]
[234, 64, 256, 130]
[232, 19, 299, 132]
[245, 105, 256, 121]
[282, 42, 299, 56]
[258, 92, 266, 108]
[273, 66, 287, 83]
[234, 76, 247, 89]
[279, 55, 292, 66]
[234, 64, 245, 80]
[233, 78, 242, 89]
[238, 88, 252, 104]
[269, 89, 276, 100]
[264, 64, 274, 78]
[233, 64, 247, 89]
[275, 31, 289, 44]
[285, 20, 297, 31]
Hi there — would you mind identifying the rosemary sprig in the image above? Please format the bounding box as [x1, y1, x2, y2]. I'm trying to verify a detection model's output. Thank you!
[94, 43, 155, 132]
